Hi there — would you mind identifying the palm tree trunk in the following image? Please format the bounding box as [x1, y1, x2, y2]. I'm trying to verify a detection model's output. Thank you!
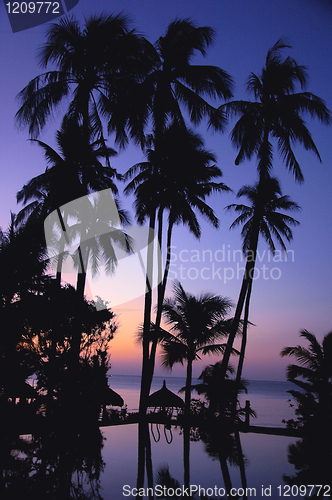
[219, 208, 260, 383]
[184, 357, 192, 490]
[147, 219, 174, 391]
[136, 423, 146, 496]
[48, 208, 69, 416]
[185, 357, 193, 422]
[183, 422, 190, 490]
[71, 245, 87, 365]
[218, 454, 233, 497]
[137, 211, 156, 493]
[145, 423, 154, 496]
[234, 429, 247, 499]
[218, 256, 252, 377]
[231, 277, 253, 421]
[139, 210, 156, 419]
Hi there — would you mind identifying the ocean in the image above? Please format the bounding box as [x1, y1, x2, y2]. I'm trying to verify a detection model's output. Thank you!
[107, 374, 297, 427]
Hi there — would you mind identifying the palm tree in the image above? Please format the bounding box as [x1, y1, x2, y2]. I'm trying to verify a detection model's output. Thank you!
[280, 330, 332, 488]
[218, 39, 330, 384]
[125, 123, 230, 392]
[221, 176, 300, 391]
[134, 19, 234, 425]
[141, 18, 233, 140]
[16, 116, 119, 286]
[193, 361, 249, 421]
[224, 38, 331, 183]
[159, 280, 233, 490]
[160, 281, 233, 419]
[281, 329, 332, 414]
[15, 14, 152, 150]
[16, 119, 130, 409]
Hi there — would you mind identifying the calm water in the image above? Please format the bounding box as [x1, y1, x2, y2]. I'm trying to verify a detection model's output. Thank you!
[100, 425, 298, 499]
[98, 375, 302, 499]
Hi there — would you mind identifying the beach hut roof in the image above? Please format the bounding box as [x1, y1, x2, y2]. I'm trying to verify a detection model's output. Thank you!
[148, 380, 184, 409]
[102, 386, 124, 407]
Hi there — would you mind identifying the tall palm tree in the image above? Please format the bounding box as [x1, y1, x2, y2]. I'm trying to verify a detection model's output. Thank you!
[125, 123, 230, 391]
[134, 19, 234, 426]
[219, 39, 330, 383]
[221, 176, 300, 389]
[16, 119, 130, 406]
[140, 18, 233, 141]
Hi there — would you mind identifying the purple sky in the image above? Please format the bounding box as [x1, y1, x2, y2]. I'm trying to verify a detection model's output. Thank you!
[0, 0, 331, 380]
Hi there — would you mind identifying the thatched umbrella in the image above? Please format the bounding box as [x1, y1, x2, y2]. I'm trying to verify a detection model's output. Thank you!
[148, 380, 184, 410]
[101, 386, 124, 407]
[99, 386, 124, 422]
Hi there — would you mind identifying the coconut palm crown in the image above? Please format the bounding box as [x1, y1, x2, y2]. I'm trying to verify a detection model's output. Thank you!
[160, 281, 234, 417]
[224, 38, 331, 182]
[226, 175, 300, 255]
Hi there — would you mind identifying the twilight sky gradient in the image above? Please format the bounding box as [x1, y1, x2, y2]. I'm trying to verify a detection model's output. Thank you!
[0, 0, 331, 380]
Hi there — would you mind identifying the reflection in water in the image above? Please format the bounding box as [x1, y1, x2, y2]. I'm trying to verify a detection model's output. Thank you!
[0, 420, 104, 499]
[3, 418, 331, 498]
[135, 415, 249, 499]
[283, 423, 332, 496]
[196, 420, 247, 498]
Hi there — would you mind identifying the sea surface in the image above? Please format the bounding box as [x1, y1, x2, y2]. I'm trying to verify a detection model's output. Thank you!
[108, 374, 297, 427]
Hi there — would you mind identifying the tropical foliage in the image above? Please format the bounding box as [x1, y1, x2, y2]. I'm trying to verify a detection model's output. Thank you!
[281, 330, 332, 489]
[159, 280, 233, 418]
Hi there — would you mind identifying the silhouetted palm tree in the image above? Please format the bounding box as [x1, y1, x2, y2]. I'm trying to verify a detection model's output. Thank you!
[143, 18, 233, 141]
[158, 280, 232, 490]
[221, 176, 300, 389]
[219, 40, 330, 387]
[193, 361, 249, 421]
[281, 330, 332, 490]
[16, 117, 119, 286]
[16, 13, 152, 151]
[126, 124, 230, 393]
[136, 19, 234, 425]
[160, 281, 233, 419]
[223, 38, 331, 183]
[281, 329, 332, 412]
[16, 120, 129, 406]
